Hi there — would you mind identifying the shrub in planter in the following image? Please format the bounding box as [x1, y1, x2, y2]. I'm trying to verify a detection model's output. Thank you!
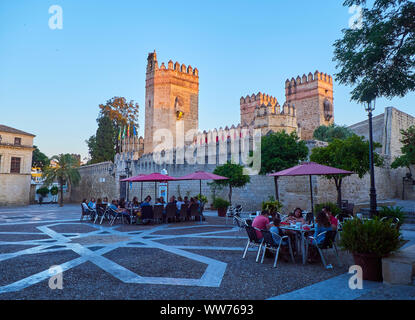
[339, 217, 402, 281]
[212, 197, 230, 217]
[194, 194, 208, 205]
[261, 197, 282, 216]
[378, 206, 406, 226]
[314, 202, 341, 216]
[36, 187, 50, 198]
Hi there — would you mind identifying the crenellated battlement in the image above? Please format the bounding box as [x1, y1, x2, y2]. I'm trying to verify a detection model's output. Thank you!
[240, 92, 278, 105]
[147, 50, 199, 77]
[285, 70, 332, 88]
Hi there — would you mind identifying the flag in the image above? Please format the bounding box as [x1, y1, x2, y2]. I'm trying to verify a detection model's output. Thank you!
[118, 127, 122, 141]
[133, 125, 137, 136]
[127, 124, 130, 137]
[122, 126, 126, 139]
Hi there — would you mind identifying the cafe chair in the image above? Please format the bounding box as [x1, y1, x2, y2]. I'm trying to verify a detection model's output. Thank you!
[225, 205, 235, 225]
[308, 230, 342, 269]
[260, 230, 295, 267]
[93, 206, 106, 224]
[153, 205, 164, 224]
[242, 225, 264, 262]
[80, 204, 95, 222]
[233, 215, 247, 233]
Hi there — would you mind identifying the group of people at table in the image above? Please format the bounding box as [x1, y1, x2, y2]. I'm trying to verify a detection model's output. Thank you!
[251, 207, 338, 263]
[81, 195, 204, 223]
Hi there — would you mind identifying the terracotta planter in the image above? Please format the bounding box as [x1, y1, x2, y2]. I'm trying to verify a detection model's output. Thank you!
[217, 207, 227, 217]
[353, 252, 383, 282]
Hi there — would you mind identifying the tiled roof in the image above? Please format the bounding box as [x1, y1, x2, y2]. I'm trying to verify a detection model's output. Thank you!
[0, 124, 35, 137]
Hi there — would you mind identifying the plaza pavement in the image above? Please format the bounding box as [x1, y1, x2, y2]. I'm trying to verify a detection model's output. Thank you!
[0, 204, 413, 300]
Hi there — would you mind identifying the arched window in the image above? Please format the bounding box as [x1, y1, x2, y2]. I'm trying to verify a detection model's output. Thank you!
[323, 99, 333, 121]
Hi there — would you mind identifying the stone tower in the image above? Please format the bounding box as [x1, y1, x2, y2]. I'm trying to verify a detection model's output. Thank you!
[144, 50, 199, 154]
[285, 71, 334, 140]
[240, 93, 278, 126]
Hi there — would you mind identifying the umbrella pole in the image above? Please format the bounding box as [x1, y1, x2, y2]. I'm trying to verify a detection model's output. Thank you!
[141, 182, 143, 202]
[309, 175, 314, 215]
[200, 180, 202, 197]
[155, 182, 157, 201]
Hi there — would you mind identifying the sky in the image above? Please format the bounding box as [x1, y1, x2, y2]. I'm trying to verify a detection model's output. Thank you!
[1, 0, 414, 161]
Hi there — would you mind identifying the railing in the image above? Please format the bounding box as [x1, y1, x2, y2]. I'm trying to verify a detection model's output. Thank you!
[0, 142, 33, 148]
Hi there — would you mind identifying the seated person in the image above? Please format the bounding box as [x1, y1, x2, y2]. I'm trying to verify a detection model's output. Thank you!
[117, 198, 131, 223]
[131, 197, 140, 207]
[269, 217, 288, 245]
[323, 206, 338, 230]
[159, 196, 166, 207]
[140, 196, 152, 207]
[88, 197, 96, 210]
[154, 198, 163, 206]
[308, 211, 333, 262]
[108, 200, 118, 211]
[81, 199, 90, 212]
[252, 210, 273, 239]
[102, 197, 109, 206]
[287, 207, 306, 224]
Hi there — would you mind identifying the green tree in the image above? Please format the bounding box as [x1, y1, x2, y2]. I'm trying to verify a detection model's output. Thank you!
[212, 162, 250, 205]
[99, 96, 140, 153]
[32, 146, 50, 170]
[87, 116, 116, 164]
[42, 154, 81, 207]
[333, 0, 415, 102]
[310, 135, 383, 208]
[391, 125, 415, 175]
[313, 123, 354, 142]
[259, 131, 308, 200]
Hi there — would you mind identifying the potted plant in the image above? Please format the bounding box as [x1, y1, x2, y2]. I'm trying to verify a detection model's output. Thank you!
[339, 217, 402, 281]
[36, 187, 50, 204]
[378, 206, 406, 229]
[314, 202, 341, 216]
[212, 197, 230, 217]
[50, 186, 59, 203]
[261, 196, 282, 216]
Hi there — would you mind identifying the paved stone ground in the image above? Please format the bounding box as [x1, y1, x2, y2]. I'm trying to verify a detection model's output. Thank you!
[0, 204, 414, 300]
[0, 204, 357, 300]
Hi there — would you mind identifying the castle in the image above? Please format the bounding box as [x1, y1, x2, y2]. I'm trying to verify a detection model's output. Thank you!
[122, 50, 334, 157]
[73, 51, 415, 212]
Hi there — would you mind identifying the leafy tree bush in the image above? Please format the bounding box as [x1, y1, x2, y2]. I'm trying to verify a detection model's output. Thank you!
[42, 154, 81, 207]
[334, 0, 415, 102]
[32, 146, 50, 170]
[314, 202, 341, 216]
[36, 187, 50, 198]
[310, 135, 383, 207]
[313, 123, 354, 142]
[213, 162, 250, 205]
[259, 131, 308, 175]
[391, 125, 415, 176]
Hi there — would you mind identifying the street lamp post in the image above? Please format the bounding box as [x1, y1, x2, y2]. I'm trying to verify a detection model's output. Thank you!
[365, 99, 377, 218]
[125, 159, 132, 201]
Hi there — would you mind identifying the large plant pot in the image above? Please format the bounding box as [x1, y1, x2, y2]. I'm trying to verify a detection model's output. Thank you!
[353, 252, 383, 282]
[217, 208, 227, 217]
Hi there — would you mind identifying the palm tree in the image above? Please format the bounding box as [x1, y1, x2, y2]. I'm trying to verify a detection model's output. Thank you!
[42, 154, 81, 207]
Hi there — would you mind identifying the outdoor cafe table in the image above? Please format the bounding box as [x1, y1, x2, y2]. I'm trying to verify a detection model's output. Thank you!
[279, 224, 314, 265]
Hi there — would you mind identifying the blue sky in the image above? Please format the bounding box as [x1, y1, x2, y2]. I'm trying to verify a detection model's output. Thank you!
[1, 0, 414, 160]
